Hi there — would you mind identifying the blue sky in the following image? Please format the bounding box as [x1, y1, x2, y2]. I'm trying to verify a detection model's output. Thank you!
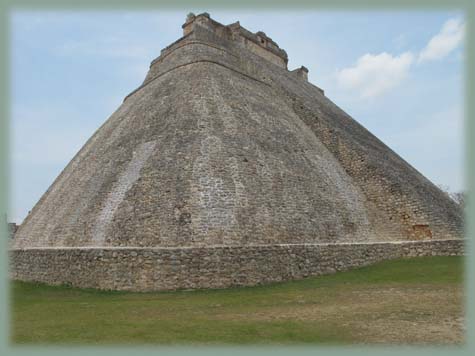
[9, 10, 465, 223]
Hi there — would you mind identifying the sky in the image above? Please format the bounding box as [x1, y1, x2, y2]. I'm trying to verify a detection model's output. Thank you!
[8, 10, 465, 223]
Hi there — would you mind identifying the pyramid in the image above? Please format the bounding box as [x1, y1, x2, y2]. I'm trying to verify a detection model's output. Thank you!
[10, 13, 463, 291]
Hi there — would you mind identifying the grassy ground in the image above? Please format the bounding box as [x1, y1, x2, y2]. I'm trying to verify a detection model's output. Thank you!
[11, 256, 464, 345]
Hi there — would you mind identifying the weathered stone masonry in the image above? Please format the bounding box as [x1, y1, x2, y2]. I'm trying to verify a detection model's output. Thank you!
[10, 240, 464, 292]
[10, 13, 464, 291]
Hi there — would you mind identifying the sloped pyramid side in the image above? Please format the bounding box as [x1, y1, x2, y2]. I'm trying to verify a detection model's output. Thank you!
[13, 62, 377, 248]
[12, 15, 463, 250]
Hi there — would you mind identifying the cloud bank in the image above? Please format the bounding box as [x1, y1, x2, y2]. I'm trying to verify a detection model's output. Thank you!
[337, 52, 414, 99]
[337, 17, 464, 99]
[418, 17, 465, 63]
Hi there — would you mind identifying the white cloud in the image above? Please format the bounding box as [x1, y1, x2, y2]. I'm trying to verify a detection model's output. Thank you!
[335, 16, 464, 100]
[336, 52, 414, 98]
[418, 17, 465, 63]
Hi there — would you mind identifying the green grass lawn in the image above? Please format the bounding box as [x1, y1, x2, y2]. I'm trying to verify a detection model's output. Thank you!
[11, 256, 464, 345]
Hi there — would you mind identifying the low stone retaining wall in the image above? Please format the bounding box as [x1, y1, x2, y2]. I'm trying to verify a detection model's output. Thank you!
[9, 239, 464, 292]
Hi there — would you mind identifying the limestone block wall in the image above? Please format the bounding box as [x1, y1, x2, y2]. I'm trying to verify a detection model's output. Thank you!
[286, 93, 464, 241]
[12, 13, 463, 254]
[10, 239, 464, 292]
[180, 12, 288, 69]
[131, 25, 462, 244]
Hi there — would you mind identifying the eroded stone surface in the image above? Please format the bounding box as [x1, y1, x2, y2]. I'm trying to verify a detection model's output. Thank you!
[10, 13, 464, 291]
[10, 240, 464, 292]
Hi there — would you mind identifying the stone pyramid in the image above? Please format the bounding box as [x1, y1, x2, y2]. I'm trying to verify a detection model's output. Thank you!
[10, 13, 463, 291]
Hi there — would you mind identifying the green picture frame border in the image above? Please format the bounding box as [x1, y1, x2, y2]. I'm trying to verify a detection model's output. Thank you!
[0, 1, 473, 354]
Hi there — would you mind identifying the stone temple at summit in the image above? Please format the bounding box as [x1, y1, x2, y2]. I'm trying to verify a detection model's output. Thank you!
[10, 13, 464, 291]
